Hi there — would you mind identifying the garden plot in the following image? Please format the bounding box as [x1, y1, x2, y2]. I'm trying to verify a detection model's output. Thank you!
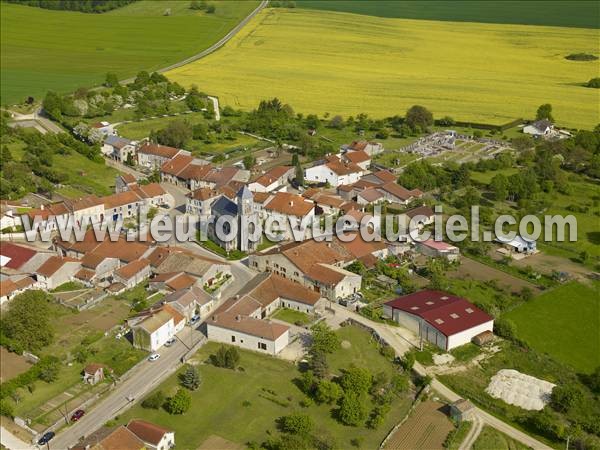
[485, 369, 555, 411]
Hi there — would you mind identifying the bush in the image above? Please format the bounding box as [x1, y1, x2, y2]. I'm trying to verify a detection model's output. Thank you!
[164, 388, 191, 415]
[180, 365, 201, 391]
[141, 390, 165, 409]
[315, 379, 342, 404]
[586, 77, 600, 88]
[338, 393, 367, 426]
[279, 413, 313, 435]
[494, 318, 517, 340]
[340, 366, 372, 394]
[211, 345, 240, 369]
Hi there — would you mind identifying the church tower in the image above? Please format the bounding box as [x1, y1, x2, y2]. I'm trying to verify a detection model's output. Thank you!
[236, 185, 256, 252]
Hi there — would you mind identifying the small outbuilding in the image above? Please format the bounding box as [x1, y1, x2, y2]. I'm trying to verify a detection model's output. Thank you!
[450, 399, 475, 422]
[83, 363, 105, 385]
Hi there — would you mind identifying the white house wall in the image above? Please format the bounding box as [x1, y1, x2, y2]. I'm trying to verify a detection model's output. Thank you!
[207, 323, 289, 355]
[446, 320, 494, 350]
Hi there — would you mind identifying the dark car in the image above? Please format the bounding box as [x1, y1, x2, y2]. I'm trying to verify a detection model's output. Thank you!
[71, 409, 85, 422]
[38, 431, 55, 445]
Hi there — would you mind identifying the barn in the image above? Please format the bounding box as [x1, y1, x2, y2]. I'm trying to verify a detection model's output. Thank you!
[383, 290, 494, 351]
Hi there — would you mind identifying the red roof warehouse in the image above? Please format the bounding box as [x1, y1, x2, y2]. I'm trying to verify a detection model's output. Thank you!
[383, 290, 494, 351]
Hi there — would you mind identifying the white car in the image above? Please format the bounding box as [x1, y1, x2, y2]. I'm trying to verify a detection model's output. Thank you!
[148, 353, 160, 362]
[164, 338, 176, 347]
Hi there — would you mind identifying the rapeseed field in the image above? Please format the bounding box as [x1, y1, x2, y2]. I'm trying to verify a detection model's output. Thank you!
[168, 9, 599, 128]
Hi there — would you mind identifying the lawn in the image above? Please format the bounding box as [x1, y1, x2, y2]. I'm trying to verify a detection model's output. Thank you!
[168, 8, 599, 129]
[503, 281, 600, 373]
[296, 1, 599, 29]
[272, 308, 311, 326]
[446, 420, 474, 450]
[473, 425, 530, 450]
[119, 326, 413, 449]
[0, 1, 260, 104]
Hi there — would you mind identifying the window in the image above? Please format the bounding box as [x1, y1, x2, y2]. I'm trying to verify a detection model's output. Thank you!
[231, 336, 236, 342]
[258, 342, 267, 350]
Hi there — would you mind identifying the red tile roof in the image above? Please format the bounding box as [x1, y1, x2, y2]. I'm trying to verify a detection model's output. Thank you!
[36, 256, 79, 277]
[372, 170, 396, 183]
[127, 420, 171, 446]
[138, 143, 180, 159]
[385, 290, 493, 336]
[253, 166, 292, 187]
[0, 243, 37, 269]
[115, 258, 150, 281]
[161, 154, 194, 176]
[344, 150, 371, 164]
[264, 192, 313, 217]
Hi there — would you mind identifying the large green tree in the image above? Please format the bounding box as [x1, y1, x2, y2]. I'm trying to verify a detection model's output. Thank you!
[1, 290, 54, 351]
[405, 105, 433, 132]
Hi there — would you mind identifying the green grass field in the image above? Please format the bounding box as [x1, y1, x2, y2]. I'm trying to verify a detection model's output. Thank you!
[272, 308, 311, 325]
[297, 1, 599, 29]
[0, 1, 259, 104]
[504, 281, 600, 373]
[168, 9, 599, 129]
[119, 326, 412, 449]
[472, 425, 530, 450]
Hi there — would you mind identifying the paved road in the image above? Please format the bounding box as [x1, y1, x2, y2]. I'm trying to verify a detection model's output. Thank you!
[104, 159, 146, 180]
[119, 0, 268, 84]
[324, 303, 552, 450]
[50, 328, 203, 450]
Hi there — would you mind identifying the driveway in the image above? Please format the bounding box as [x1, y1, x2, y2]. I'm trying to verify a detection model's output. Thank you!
[0, 426, 35, 450]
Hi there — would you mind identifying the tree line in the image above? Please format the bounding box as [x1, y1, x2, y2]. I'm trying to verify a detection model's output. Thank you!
[4, 0, 136, 13]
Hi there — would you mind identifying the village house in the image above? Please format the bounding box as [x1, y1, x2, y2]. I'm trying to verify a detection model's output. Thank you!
[186, 187, 221, 217]
[495, 235, 537, 254]
[91, 121, 115, 137]
[0, 242, 54, 274]
[398, 205, 435, 231]
[361, 169, 396, 185]
[207, 296, 290, 356]
[127, 420, 175, 450]
[35, 256, 81, 290]
[248, 165, 294, 193]
[160, 153, 196, 187]
[383, 290, 494, 351]
[523, 119, 554, 137]
[102, 135, 136, 163]
[303, 190, 347, 216]
[305, 154, 365, 187]
[341, 140, 384, 156]
[149, 271, 198, 292]
[130, 304, 186, 351]
[82, 363, 105, 385]
[72, 420, 174, 450]
[115, 174, 138, 193]
[415, 238, 460, 262]
[0, 202, 22, 232]
[160, 286, 214, 321]
[261, 191, 316, 241]
[137, 142, 185, 169]
[78, 252, 120, 284]
[377, 182, 423, 205]
[150, 246, 232, 289]
[249, 239, 364, 301]
[341, 149, 371, 170]
[0, 276, 35, 305]
[112, 258, 152, 289]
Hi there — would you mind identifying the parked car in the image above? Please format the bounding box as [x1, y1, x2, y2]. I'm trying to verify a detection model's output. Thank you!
[70, 409, 85, 422]
[189, 315, 200, 326]
[338, 299, 348, 307]
[164, 337, 176, 347]
[148, 353, 160, 362]
[38, 431, 55, 445]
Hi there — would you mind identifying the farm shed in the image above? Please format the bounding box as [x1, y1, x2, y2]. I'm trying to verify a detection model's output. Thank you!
[383, 290, 493, 351]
